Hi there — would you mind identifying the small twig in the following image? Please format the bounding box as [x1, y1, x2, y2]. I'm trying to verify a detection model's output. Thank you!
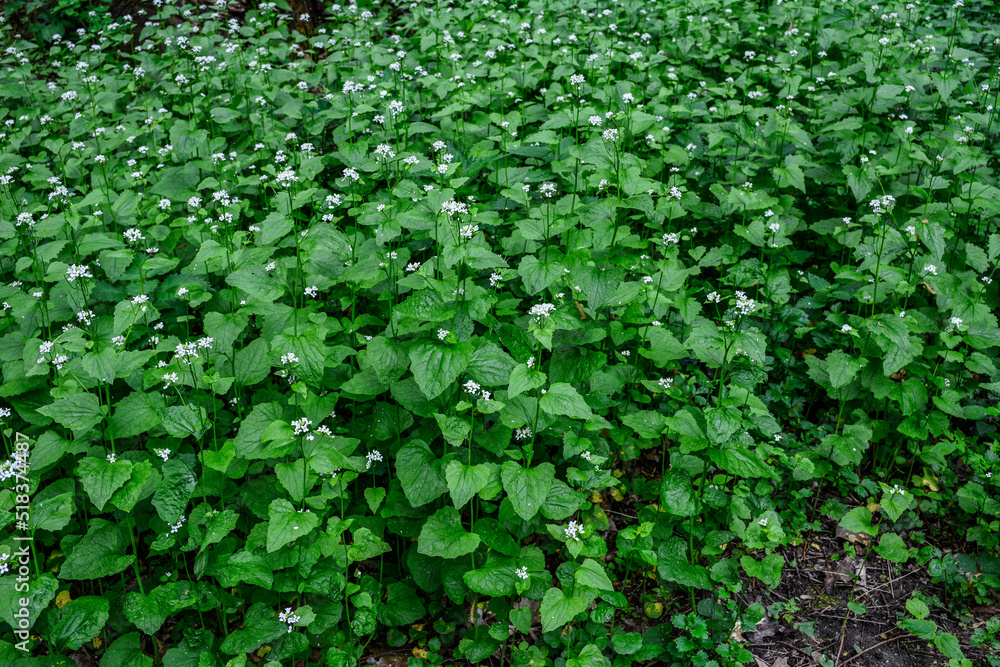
[778, 641, 817, 660]
[838, 635, 905, 666]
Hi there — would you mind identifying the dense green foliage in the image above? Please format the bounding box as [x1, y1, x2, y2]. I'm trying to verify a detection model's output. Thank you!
[0, 0, 998, 665]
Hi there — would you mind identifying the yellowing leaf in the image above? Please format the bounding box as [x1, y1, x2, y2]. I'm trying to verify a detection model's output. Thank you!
[55, 590, 72, 609]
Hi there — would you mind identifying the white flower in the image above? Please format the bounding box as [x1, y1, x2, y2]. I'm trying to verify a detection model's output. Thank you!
[841, 324, 853, 333]
[65, 264, 93, 282]
[437, 329, 449, 341]
[464, 380, 481, 394]
[276, 169, 298, 186]
[304, 285, 318, 298]
[529, 303, 556, 320]
[365, 450, 383, 470]
[565, 520, 584, 541]
[292, 418, 313, 436]
[922, 264, 938, 276]
[515, 566, 529, 580]
[278, 607, 301, 633]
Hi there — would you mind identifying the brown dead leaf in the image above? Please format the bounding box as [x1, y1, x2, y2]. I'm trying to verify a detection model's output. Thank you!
[836, 525, 871, 547]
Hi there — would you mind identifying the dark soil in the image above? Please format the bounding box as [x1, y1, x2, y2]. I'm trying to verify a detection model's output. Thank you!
[741, 525, 995, 667]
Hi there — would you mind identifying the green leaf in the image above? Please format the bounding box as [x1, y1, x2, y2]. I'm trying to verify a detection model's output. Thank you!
[575, 558, 614, 592]
[905, 597, 930, 620]
[267, 498, 320, 553]
[219, 603, 286, 655]
[37, 392, 103, 432]
[519, 255, 564, 295]
[0, 573, 58, 631]
[539, 383, 594, 420]
[107, 391, 163, 439]
[198, 509, 240, 553]
[124, 583, 199, 635]
[275, 458, 315, 503]
[474, 517, 520, 557]
[621, 410, 668, 439]
[657, 537, 714, 590]
[507, 364, 546, 399]
[934, 632, 965, 660]
[108, 460, 155, 514]
[899, 618, 937, 639]
[659, 468, 696, 517]
[541, 479, 583, 520]
[827, 349, 863, 389]
[707, 446, 779, 479]
[880, 484, 915, 523]
[348, 527, 391, 561]
[875, 533, 910, 563]
[101, 632, 154, 667]
[203, 311, 248, 351]
[435, 412, 471, 447]
[500, 461, 555, 521]
[417, 507, 481, 559]
[153, 459, 197, 525]
[225, 265, 284, 302]
[640, 327, 687, 365]
[706, 406, 741, 444]
[161, 404, 207, 438]
[364, 487, 386, 513]
[395, 439, 448, 507]
[839, 506, 878, 537]
[376, 583, 426, 626]
[739, 553, 785, 589]
[60, 518, 135, 580]
[408, 341, 473, 399]
[77, 456, 132, 511]
[445, 460, 494, 508]
[819, 423, 871, 467]
[510, 607, 531, 634]
[539, 587, 591, 633]
[208, 551, 273, 588]
[49, 595, 109, 650]
[464, 555, 517, 596]
[258, 211, 293, 245]
[235, 337, 270, 386]
[847, 601, 867, 615]
[30, 478, 75, 532]
[272, 326, 328, 386]
[611, 632, 643, 655]
[365, 336, 410, 386]
[568, 643, 605, 667]
[467, 342, 517, 386]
